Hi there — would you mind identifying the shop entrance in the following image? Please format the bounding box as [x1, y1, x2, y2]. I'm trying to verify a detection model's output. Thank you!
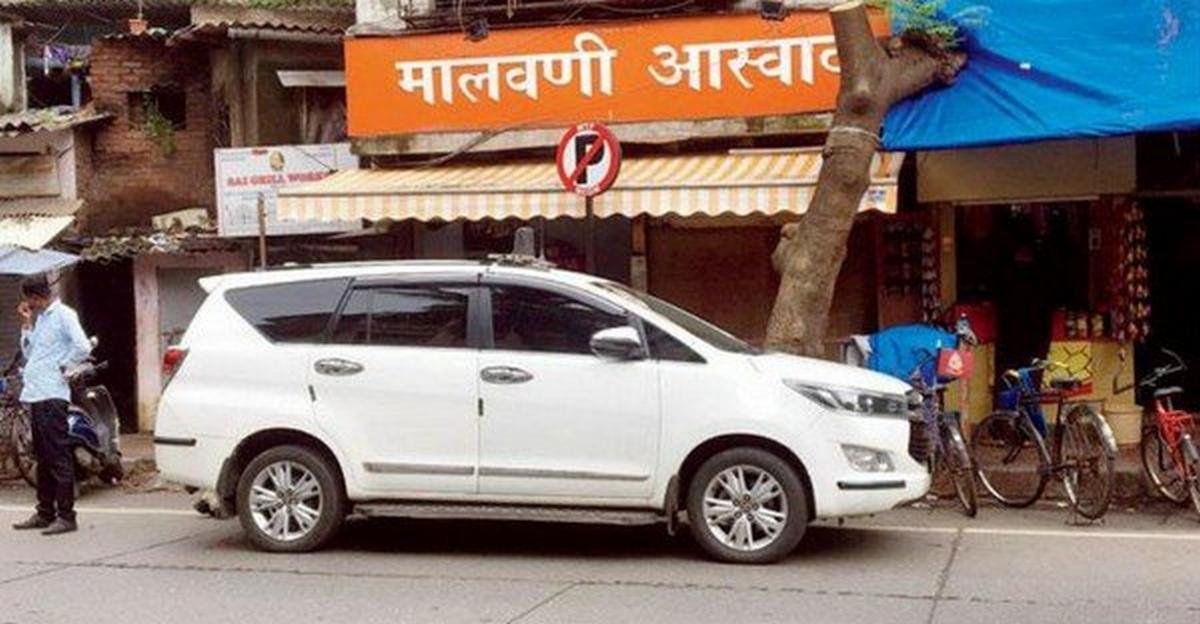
[1143, 199, 1200, 409]
[957, 203, 1090, 384]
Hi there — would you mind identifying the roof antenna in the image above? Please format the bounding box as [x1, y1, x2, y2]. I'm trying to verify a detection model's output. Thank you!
[512, 225, 536, 257]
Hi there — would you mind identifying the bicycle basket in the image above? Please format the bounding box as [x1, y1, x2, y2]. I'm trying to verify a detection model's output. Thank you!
[936, 348, 974, 380]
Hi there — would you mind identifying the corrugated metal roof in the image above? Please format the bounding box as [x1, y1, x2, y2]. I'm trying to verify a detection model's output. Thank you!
[186, 4, 352, 33]
[0, 198, 82, 218]
[0, 0, 352, 9]
[0, 107, 112, 138]
[0, 198, 80, 249]
[277, 70, 345, 88]
[80, 231, 241, 262]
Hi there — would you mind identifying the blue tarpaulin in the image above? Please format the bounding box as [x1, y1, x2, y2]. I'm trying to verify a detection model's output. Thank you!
[883, 0, 1200, 151]
[867, 324, 958, 383]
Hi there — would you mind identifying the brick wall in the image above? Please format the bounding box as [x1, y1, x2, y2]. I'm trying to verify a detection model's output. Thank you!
[83, 37, 214, 233]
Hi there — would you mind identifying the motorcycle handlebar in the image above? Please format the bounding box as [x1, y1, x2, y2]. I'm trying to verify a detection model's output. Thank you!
[64, 360, 108, 381]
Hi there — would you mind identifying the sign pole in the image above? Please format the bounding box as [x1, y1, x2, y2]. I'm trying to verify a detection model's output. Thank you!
[585, 195, 596, 274]
[556, 122, 620, 275]
[256, 193, 268, 269]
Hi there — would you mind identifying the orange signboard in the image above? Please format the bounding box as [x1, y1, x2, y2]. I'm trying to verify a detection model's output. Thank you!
[345, 12, 888, 137]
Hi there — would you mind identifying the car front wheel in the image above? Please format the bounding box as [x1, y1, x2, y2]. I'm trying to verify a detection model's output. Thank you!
[686, 447, 808, 564]
[236, 445, 345, 553]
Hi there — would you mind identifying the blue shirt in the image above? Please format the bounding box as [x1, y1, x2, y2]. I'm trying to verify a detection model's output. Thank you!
[20, 300, 91, 403]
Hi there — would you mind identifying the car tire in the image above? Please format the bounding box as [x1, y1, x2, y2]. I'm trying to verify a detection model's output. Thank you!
[236, 445, 345, 553]
[685, 447, 808, 564]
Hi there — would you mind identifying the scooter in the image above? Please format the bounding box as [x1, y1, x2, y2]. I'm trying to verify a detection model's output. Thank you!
[7, 349, 124, 487]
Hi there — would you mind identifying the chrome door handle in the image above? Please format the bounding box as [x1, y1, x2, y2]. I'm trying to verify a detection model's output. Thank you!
[481, 366, 533, 385]
[314, 358, 364, 376]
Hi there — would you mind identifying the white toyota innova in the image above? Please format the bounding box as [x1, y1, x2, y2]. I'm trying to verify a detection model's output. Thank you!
[154, 259, 929, 564]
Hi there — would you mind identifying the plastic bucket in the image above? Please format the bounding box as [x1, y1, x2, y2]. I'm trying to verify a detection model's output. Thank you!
[1104, 402, 1145, 447]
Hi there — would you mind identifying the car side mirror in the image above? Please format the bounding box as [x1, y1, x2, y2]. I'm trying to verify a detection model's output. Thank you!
[589, 326, 645, 361]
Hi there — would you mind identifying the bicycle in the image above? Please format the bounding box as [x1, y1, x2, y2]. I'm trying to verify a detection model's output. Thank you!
[0, 353, 35, 486]
[1118, 349, 1200, 517]
[910, 350, 978, 517]
[971, 360, 1118, 520]
[857, 315, 978, 517]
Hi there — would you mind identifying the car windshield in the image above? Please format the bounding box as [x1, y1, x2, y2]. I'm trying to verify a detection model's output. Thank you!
[594, 281, 759, 354]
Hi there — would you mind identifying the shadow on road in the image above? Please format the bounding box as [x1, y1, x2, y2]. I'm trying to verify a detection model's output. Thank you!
[272, 517, 892, 564]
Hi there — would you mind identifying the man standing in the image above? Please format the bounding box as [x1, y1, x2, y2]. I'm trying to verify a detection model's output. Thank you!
[10, 275, 91, 536]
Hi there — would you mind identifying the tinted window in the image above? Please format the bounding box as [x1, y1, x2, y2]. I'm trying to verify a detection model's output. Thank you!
[645, 323, 705, 363]
[332, 285, 470, 348]
[594, 281, 758, 354]
[490, 285, 627, 355]
[225, 278, 349, 343]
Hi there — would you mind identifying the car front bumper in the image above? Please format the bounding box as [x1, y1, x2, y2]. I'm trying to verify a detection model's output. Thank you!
[806, 413, 932, 518]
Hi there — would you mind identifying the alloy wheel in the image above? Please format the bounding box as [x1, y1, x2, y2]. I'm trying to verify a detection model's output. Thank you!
[249, 460, 324, 542]
[702, 465, 789, 552]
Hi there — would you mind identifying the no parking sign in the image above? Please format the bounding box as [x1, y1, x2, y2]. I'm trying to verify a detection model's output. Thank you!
[555, 123, 621, 197]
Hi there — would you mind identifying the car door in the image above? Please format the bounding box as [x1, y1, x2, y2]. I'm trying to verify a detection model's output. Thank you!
[477, 279, 661, 500]
[309, 276, 482, 496]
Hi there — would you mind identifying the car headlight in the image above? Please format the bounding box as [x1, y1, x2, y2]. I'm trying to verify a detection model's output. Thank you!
[841, 444, 895, 472]
[783, 380, 909, 418]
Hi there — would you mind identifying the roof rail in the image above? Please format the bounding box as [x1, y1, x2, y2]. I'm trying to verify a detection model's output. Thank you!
[260, 259, 483, 272]
[486, 253, 556, 271]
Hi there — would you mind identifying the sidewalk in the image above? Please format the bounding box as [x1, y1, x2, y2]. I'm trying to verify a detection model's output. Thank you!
[935, 446, 1149, 505]
[119, 433, 155, 469]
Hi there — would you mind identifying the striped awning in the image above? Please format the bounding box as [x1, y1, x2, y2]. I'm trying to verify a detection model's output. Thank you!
[276, 149, 903, 224]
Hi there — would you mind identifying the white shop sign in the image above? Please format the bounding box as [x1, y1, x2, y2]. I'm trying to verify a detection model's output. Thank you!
[215, 144, 359, 237]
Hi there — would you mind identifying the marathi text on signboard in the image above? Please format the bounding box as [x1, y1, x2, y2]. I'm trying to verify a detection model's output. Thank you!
[214, 144, 360, 237]
[345, 12, 888, 137]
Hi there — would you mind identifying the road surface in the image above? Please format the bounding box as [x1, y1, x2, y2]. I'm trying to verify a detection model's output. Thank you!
[0, 483, 1197, 624]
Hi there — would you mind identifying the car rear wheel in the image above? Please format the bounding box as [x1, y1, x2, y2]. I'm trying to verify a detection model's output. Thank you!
[236, 445, 345, 553]
[685, 447, 808, 564]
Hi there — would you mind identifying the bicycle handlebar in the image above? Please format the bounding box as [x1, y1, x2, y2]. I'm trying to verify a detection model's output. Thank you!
[1113, 348, 1188, 396]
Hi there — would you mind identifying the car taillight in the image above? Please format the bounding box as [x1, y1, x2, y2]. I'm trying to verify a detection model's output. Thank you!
[162, 346, 189, 387]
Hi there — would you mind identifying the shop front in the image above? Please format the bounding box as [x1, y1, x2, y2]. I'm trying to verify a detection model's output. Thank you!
[917, 136, 1142, 437]
[276, 9, 904, 347]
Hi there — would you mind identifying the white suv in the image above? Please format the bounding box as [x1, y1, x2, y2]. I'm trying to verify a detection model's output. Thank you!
[154, 259, 929, 564]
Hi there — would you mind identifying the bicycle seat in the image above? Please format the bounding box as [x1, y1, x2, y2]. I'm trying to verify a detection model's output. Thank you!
[1049, 378, 1083, 391]
[1154, 386, 1184, 399]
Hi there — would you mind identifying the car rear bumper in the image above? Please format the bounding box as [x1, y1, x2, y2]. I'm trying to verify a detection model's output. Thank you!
[155, 434, 233, 491]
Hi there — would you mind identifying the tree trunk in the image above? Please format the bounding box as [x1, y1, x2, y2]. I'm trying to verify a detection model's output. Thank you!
[764, 1, 965, 357]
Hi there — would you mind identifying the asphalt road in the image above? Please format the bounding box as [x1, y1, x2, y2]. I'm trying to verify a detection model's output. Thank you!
[0, 483, 1198, 624]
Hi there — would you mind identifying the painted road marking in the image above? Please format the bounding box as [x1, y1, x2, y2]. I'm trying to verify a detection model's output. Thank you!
[3, 504, 1199, 542]
[0, 504, 196, 517]
[833, 523, 1200, 541]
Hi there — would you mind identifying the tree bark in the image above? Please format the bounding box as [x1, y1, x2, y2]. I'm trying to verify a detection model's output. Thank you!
[764, 1, 965, 356]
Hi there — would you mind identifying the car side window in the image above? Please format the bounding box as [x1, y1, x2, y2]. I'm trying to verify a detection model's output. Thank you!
[225, 278, 349, 343]
[332, 284, 470, 348]
[644, 322, 705, 363]
[489, 285, 627, 355]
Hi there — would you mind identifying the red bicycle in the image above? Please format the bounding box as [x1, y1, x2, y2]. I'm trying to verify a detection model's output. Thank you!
[1115, 349, 1200, 517]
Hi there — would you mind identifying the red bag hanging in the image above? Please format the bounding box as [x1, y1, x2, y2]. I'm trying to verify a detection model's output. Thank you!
[936, 348, 974, 380]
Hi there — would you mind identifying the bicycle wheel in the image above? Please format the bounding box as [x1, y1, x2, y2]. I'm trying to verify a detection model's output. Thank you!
[1055, 405, 1116, 520]
[1180, 436, 1200, 520]
[971, 410, 1050, 508]
[10, 408, 36, 488]
[1140, 425, 1190, 504]
[940, 417, 978, 517]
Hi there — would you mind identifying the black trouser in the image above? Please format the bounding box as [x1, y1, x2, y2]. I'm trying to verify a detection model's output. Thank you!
[31, 399, 75, 523]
